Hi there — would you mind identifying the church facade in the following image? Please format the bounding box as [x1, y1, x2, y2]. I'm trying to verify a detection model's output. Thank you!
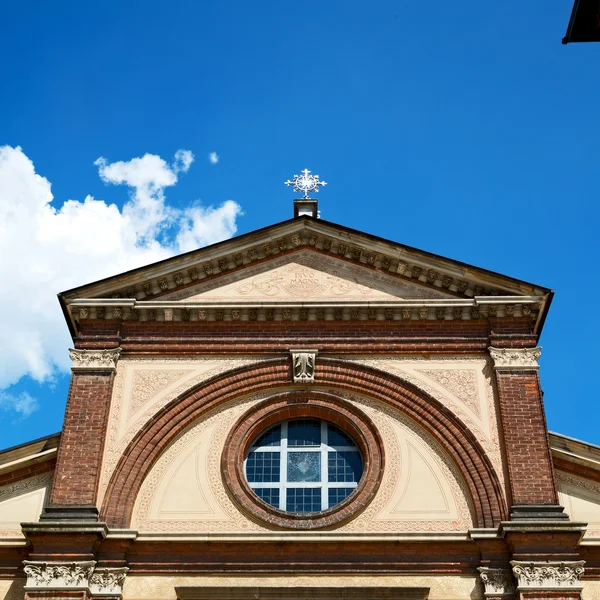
[0, 197, 599, 600]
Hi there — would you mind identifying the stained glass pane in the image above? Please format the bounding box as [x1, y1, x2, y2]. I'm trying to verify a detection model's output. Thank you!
[245, 451, 280, 482]
[287, 452, 321, 482]
[328, 451, 362, 482]
[287, 488, 321, 513]
[327, 424, 355, 447]
[288, 419, 321, 446]
[251, 425, 281, 447]
[255, 488, 280, 509]
[328, 488, 354, 508]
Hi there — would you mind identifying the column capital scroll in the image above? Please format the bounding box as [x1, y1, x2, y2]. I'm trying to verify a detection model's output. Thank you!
[478, 567, 517, 597]
[510, 560, 585, 591]
[489, 346, 541, 371]
[69, 347, 122, 372]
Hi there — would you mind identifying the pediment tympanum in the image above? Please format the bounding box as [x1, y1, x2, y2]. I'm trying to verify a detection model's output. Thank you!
[160, 251, 452, 303]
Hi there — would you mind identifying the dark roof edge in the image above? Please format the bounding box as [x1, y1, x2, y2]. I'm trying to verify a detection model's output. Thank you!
[58, 216, 553, 298]
[0, 431, 61, 459]
[550, 430, 600, 453]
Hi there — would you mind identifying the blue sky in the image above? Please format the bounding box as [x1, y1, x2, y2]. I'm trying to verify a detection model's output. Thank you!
[0, 0, 598, 450]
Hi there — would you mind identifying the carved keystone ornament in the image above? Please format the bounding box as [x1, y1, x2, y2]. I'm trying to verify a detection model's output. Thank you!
[69, 348, 122, 371]
[489, 346, 542, 371]
[290, 349, 318, 383]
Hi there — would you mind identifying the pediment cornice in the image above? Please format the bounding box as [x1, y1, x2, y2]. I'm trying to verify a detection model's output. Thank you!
[60, 217, 552, 335]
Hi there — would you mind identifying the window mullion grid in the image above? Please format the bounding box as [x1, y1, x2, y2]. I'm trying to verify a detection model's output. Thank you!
[280, 421, 288, 511]
[321, 420, 328, 511]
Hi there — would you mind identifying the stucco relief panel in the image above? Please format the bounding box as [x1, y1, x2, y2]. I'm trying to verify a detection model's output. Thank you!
[0, 472, 53, 538]
[347, 356, 505, 493]
[160, 251, 451, 302]
[557, 470, 600, 538]
[97, 357, 266, 508]
[132, 386, 474, 533]
[123, 574, 482, 600]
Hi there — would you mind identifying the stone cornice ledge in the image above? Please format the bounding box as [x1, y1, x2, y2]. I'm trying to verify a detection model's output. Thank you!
[510, 560, 585, 591]
[489, 346, 542, 370]
[69, 347, 121, 371]
[499, 521, 587, 543]
[21, 521, 109, 538]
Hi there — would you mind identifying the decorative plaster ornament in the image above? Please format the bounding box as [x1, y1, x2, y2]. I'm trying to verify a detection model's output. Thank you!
[478, 567, 516, 597]
[69, 348, 121, 371]
[489, 347, 542, 370]
[510, 561, 585, 590]
[290, 349, 318, 383]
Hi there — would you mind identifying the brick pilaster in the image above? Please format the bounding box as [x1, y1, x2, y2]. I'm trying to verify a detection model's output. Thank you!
[489, 347, 565, 520]
[43, 348, 120, 521]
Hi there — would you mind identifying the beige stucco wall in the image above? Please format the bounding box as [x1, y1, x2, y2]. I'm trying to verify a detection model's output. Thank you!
[0, 472, 52, 539]
[97, 356, 267, 508]
[557, 469, 600, 539]
[101, 353, 504, 512]
[131, 385, 474, 533]
[123, 574, 483, 600]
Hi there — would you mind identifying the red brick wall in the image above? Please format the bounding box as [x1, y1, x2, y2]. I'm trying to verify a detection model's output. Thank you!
[49, 371, 114, 507]
[495, 371, 558, 507]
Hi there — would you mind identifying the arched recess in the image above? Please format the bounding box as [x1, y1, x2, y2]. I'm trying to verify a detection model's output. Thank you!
[100, 358, 507, 528]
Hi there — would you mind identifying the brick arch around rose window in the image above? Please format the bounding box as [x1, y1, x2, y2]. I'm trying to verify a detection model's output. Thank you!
[100, 358, 507, 528]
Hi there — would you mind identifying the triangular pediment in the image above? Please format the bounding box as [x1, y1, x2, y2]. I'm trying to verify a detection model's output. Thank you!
[160, 250, 453, 303]
[60, 216, 551, 333]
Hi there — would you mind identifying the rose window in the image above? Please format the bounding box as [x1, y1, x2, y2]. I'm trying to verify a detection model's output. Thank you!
[244, 419, 364, 513]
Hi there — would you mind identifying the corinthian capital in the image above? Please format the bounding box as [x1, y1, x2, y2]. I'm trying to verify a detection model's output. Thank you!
[90, 567, 129, 596]
[69, 348, 122, 371]
[478, 567, 516, 597]
[510, 560, 585, 591]
[489, 347, 541, 371]
[23, 560, 96, 589]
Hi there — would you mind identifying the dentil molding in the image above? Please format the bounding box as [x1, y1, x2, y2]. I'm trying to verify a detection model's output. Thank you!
[90, 567, 129, 596]
[510, 560, 585, 590]
[23, 560, 96, 589]
[488, 347, 541, 371]
[478, 567, 516, 597]
[69, 347, 122, 371]
[290, 349, 318, 383]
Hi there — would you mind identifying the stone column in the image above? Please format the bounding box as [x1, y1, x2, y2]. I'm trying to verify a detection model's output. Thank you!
[489, 347, 566, 520]
[511, 560, 585, 600]
[42, 348, 121, 521]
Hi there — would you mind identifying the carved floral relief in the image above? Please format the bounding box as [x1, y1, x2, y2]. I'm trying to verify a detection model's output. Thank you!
[159, 251, 452, 302]
[97, 357, 265, 508]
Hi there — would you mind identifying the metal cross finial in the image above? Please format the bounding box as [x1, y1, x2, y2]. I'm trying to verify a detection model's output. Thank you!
[285, 169, 327, 199]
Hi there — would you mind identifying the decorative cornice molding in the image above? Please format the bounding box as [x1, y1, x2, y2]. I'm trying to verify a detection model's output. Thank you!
[489, 346, 541, 371]
[23, 560, 96, 589]
[69, 348, 122, 371]
[478, 567, 516, 597]
[68, 299, 542, 323]
[510, 560, 585, 591]
[89, 567, 129, 596]
[290, 349, 318, 383]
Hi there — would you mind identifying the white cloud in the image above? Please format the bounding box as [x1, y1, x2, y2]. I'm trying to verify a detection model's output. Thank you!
[208, 152, 219, 164]
[0, 146, 242, 416]
[0, 392, 39, 419]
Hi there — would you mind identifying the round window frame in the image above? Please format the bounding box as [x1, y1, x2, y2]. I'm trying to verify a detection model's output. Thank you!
[222, 391, 385, 529]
